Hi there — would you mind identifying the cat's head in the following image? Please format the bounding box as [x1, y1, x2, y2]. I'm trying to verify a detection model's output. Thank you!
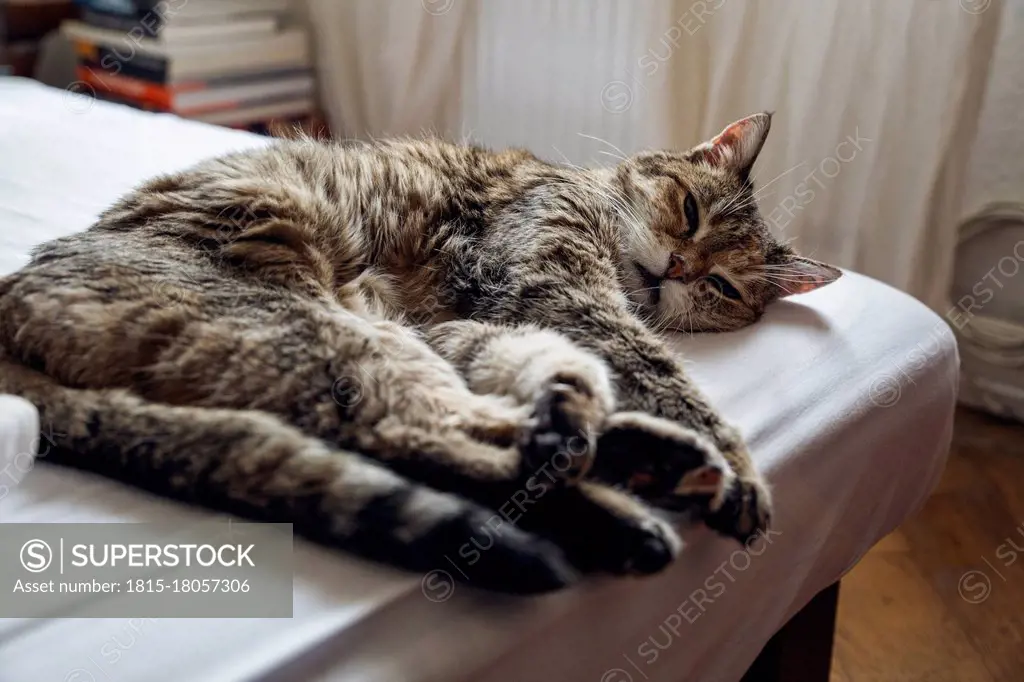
[611, 112, 841, 332]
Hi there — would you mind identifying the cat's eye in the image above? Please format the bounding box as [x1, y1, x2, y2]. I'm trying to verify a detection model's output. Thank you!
[683, 193, 699, 237]
[706, 274, 743, 301]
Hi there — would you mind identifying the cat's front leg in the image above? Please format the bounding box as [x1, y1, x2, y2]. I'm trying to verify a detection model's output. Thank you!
[631, 382, 773, 544]
[599, 331, 771, 543]
[510, 288, 772, 543]
[424, 320, 730, 506]
[425, 320, 616, 483]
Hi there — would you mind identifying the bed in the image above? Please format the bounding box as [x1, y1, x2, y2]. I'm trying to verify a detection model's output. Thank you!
[0, 77, 958, 682]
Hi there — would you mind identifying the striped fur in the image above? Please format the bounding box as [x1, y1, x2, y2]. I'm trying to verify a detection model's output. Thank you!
[0, 113, 839, 592]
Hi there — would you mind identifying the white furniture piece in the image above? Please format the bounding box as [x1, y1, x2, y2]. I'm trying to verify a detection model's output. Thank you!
[951, 203, 1024, 423]
[0, 78, 958, 682]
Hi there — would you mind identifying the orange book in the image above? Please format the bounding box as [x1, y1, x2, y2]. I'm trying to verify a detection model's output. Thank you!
[75, 64, 176, 109]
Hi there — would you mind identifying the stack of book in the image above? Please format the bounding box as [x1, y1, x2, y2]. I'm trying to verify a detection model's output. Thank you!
[62, 0, 316, 133]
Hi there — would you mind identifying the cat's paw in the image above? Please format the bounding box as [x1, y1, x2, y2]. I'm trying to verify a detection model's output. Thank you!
[592, 412, 731, 510]
[702, 473, 773, 545]
[612, 512, 683, 576]
[559, 493, 683, 576]
[520, 376, 608, 484]
[514, 483, 682, 577]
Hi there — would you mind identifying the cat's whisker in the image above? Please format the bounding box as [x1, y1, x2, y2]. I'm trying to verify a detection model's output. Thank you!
[628, 286, 662, 297]
[548, 147, 647, 237]
[596, 150, 628, 166]
[576, 133, 630, 163]
[714, 188, 749, 218]
[551, 146, 585, 173]
[742, 275, 791, 291]
[722, 197, 760, 217]
[751, 272, 810, 282]
[750, 275, 809, 288]
[750, 265, 811, 274]
[748, 270, 805, 278]
[749, 269, 809, 279]
[581, 180, 648, 238]
[752, 162, 807, 199]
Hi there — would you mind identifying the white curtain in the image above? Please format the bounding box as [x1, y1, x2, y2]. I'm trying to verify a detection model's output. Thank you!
[301, 0, 476, 139]
[303, 0, 1002, 310]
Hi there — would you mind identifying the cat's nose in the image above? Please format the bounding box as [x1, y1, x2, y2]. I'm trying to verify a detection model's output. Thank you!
[666, 252, 710, 283]
[666, 253, 696, 283]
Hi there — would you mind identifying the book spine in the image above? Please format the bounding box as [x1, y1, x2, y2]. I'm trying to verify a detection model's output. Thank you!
[72, 40, 169, 83]
[93, 90, 165, 113]
[178, 93, 315, 117]
[75, 63, 173, 108]
[76, 1, 167, 18]
[80, 9, 165, 37]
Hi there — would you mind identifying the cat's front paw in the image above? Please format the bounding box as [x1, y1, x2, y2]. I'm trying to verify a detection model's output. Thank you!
[520, 377, 608, 484]
[702, 473, 773, 545]
[593, 412, 731, 510]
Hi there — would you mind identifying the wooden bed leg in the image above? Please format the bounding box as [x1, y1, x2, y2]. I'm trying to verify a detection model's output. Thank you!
[740, 582, 840, 682]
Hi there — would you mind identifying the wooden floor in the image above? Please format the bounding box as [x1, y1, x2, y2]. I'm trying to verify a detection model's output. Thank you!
[831, 407, 1024, 682]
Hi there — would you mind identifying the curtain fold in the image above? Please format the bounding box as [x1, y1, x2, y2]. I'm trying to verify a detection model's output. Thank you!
[303, 0, 475, 139]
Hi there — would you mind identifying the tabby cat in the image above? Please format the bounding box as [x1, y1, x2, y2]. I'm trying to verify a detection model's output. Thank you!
[0, 112, 840, 593]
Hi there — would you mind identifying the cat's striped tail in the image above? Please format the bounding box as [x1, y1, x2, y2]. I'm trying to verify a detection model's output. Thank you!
[0, 356, 577, 594]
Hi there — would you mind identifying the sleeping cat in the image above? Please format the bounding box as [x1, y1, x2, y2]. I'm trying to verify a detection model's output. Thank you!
[0, 112, 839, 593]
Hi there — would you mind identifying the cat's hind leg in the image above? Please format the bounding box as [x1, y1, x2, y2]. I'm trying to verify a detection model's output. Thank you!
[0, 356, 576, 594]
[137, 306, 541, 502]
[127, 305, 687, 578]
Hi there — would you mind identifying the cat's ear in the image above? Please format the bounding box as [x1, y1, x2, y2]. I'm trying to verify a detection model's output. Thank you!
[773, 256, 842, 297]
[687, 112, 772, 180]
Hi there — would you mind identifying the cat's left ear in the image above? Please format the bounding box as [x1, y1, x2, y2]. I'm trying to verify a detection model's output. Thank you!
[688, 112, 772, 181]
[774, 256, 843, 297]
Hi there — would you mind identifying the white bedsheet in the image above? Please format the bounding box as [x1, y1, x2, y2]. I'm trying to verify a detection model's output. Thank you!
[0, 78, 957, 682]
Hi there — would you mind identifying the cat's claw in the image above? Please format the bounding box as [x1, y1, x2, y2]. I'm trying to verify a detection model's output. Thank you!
[702, 473, 773, 545]
[520, 379, 604, 485]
